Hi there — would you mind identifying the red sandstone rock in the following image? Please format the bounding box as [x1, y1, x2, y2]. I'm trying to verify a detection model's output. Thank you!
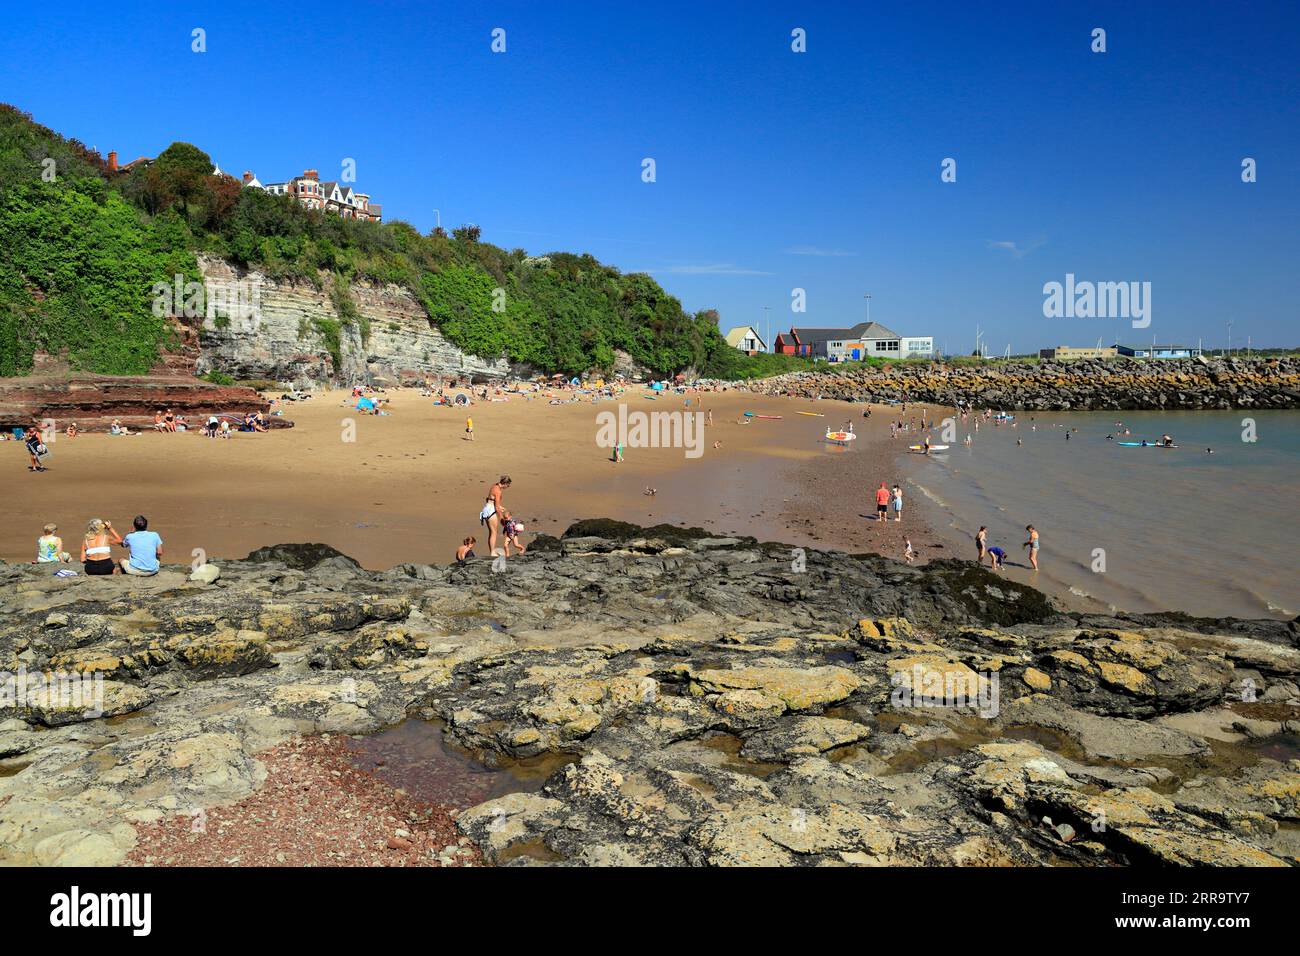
[0, 371, 285, 434]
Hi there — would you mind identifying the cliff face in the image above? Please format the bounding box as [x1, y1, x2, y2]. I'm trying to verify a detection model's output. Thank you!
[195, 255, 517, 386]
[749, 357, 1300, 410]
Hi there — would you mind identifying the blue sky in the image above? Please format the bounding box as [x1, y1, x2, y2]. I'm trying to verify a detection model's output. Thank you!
[3, 0, 1297, 351]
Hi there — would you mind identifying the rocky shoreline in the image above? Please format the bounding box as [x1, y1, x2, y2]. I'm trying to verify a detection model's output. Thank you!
[2, 520, 1297, 866]
[744, 356, 1300, 410]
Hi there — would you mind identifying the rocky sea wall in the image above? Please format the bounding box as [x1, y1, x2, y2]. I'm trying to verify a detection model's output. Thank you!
[745, 357, 1300, 410]
[1, 520, 1297, 866]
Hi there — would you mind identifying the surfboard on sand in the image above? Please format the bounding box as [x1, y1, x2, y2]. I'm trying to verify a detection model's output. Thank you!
[797, 411, 825, 417]
[756, 415, 782, 420]
[825, 429, 857, 443]
[908, 444, 949, 451]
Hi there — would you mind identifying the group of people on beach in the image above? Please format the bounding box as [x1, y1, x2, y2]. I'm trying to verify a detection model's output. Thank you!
[872, 481, 904, 522]
[34, 515, 163, 576]
[462, 474, 525, 564]
[975, 524, 1040, 572]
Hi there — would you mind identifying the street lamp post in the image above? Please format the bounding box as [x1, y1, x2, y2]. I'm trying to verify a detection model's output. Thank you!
[864, 294, 872, 325]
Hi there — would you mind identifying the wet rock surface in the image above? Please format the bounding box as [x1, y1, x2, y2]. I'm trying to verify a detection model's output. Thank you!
[1, 521, 1296, 866]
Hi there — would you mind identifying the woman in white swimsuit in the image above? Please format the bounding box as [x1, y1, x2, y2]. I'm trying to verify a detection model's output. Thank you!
[81, 518, 123, 575]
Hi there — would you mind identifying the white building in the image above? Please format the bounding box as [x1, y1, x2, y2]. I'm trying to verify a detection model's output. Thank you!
[724, 326, 767, 355]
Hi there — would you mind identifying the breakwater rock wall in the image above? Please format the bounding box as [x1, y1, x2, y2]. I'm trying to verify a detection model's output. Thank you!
[3, 519, 1297, 867]
[748, 357, 1300, 410]
[195, 255, 519, 387]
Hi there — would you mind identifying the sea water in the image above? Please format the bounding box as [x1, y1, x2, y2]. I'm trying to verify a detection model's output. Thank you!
[908, 409, 1299, 620]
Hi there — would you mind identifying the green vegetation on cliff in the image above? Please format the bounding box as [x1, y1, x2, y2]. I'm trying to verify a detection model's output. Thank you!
[0, 104, 808, 379]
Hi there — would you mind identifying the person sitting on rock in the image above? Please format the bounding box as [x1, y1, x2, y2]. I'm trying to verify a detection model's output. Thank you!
[36, 523, 70, 563]
[119, 514, 163, 577]
[82, 519, 123, 575]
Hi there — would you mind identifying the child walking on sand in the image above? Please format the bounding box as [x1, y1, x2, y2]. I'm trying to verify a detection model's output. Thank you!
[465, 416, 474, 441]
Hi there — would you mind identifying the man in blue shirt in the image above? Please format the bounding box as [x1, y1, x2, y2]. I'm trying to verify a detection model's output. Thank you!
[119, 515, 163, 576]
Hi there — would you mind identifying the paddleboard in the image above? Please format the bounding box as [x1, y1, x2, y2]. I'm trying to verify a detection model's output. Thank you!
[908, 444, 949, 451]
[797, 412, 825, 417]
[756, 415, 783, 420]
[825, 430, 857, 443]
[1117, 442, 1179, 448]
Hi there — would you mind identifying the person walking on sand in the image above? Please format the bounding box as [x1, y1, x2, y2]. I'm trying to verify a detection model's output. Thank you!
[874, 482, 891, 522]
[976, 526, 988, 562]
[465, 416, 474, 441]
[891, 484, 903, 522]
[904, 539, 915, 564]
[480, 475, 511, 555]
[24, 419, 48, 472]
[1023, 525, 1040, 571]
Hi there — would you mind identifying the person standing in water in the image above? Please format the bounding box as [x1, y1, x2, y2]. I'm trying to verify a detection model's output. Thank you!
[891, 484, 903, 522]
[1023, 525, 1040, 571]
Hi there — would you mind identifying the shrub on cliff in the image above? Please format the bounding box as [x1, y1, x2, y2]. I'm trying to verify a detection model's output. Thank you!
[0, 180, 198, 376]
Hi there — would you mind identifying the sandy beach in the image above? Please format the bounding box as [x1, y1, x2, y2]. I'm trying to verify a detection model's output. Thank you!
[3, 387, 955, 573]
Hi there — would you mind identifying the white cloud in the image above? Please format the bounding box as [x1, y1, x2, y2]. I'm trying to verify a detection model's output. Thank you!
[986, 238, 1046, 259]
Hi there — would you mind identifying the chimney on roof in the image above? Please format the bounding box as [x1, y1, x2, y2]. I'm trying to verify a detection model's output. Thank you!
[242, 171, 255, 184]
[304, 169, 319, 180]
[108, 151, 118, 171]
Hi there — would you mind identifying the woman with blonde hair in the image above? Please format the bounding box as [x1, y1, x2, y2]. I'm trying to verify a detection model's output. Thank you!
[81, 518, 123, 575]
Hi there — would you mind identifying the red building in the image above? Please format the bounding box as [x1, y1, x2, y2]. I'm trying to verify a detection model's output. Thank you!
[774, 331, 801, 355]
